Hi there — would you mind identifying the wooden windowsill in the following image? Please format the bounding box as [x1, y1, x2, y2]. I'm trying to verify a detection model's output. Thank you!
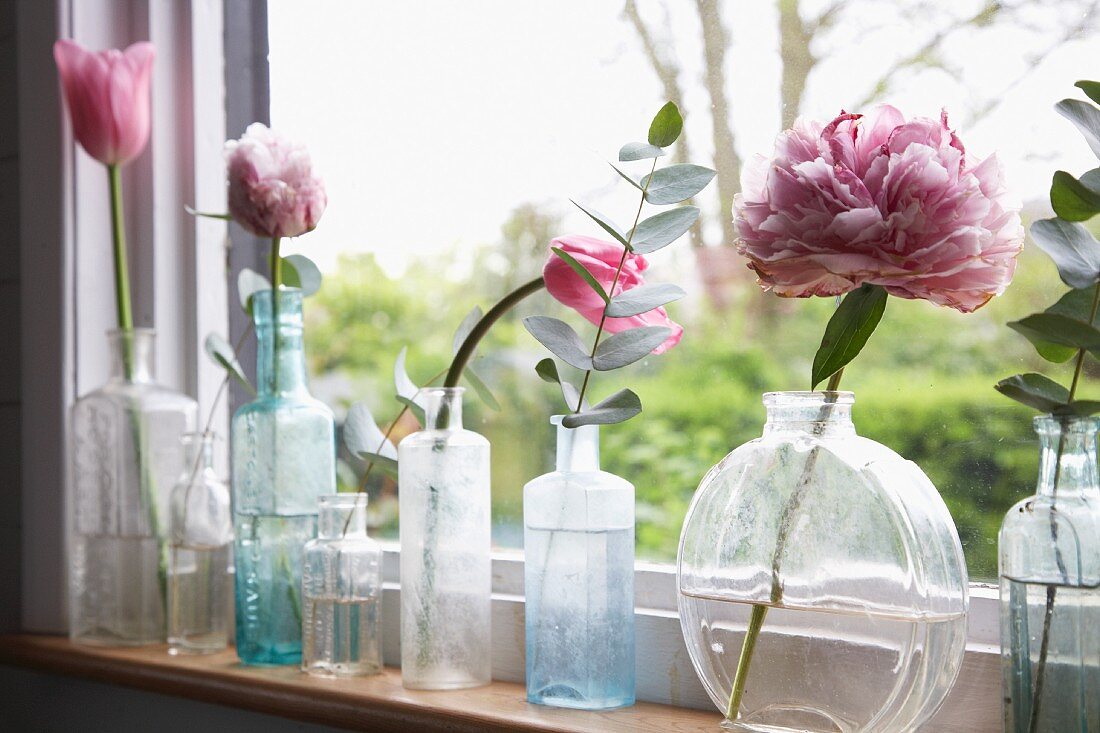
[0, 634, 722, 732]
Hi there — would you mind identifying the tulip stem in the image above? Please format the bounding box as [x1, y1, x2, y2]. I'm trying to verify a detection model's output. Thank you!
[573, 157, 658, 412]
[108, 164, 134, 336]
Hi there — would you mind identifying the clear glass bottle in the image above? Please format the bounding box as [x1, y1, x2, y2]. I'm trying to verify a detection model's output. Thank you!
[168, 432, 232, 654]
[398, 387, 491, 690]
[302, 494, 383, 677]
[232, 288, 336, 666]
[524, 417, 635, 709]
[677, 392, 968, 732]
[70, 328, 197, 646]
[1000, 415, 1100, 732]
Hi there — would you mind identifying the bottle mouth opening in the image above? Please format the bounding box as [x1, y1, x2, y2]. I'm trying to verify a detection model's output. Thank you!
[1034, 414, 1100, 435]
[318, 493, 369, 509]
[763, 390, 855, 407]
[421, 387, 465, 397]
[107, 327, 156, 338]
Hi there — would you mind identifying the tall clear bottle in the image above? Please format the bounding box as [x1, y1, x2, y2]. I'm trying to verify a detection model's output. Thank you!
[398, 387, 491, 689]
[524, 417, 635, 709]
[1001, 415, 1100, 732]
[70, 329, 197, 646]
[168, 432, 232, 654]
[232, 288, 335, 666]
[302, 494, 383, 677]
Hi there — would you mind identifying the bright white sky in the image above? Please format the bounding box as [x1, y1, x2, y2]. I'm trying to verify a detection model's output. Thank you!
[268, 0, 1099, 275]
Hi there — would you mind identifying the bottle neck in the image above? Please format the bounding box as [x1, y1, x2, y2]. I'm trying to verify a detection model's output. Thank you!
[107, 329, 155, 384]
[762, 391, 856, 438]
[317, 495, 368, 538]
[554, 418, 600, 472]
[180, 433, 216, 483]
[252, 288, 309, 397]
[1035, 416, 1100, 498]
[423, 388, 464, 431]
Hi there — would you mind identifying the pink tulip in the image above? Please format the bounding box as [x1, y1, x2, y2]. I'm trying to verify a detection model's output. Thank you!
[53, 39, 155, 167]
[225, 123, 327, 239]
[544, 235, 683, 354]
[734, 106, 1023, 312]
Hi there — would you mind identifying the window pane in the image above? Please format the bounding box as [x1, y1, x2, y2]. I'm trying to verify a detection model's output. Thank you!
[268, 0, 1100, 579]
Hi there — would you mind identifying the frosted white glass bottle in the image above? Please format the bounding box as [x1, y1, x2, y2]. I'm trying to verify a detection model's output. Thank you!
[398, 387, 491, 690]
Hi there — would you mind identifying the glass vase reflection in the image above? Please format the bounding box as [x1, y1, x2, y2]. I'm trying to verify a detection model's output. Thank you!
[232, 288, 336, 666]
[398, 387, 491, 690]
[70, 329, 197, 646]
[1001, 415, 1100, 732]
[524, 417, 634, 709]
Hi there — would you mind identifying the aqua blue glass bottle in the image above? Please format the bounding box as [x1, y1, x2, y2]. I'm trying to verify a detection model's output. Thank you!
[231, 288, 335, 666]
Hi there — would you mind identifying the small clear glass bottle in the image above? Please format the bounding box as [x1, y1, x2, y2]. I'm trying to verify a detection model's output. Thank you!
[398, 387, 491, 690]
[168, 432, 232, 654]
[1000, 415, 1100, 732]
[302, 494, 384, 676]
[524, 417, 635, 709]
[70, 328, 197, 646]
[232, 288, 336, 666]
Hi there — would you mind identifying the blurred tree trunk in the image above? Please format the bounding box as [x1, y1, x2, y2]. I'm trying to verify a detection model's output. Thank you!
[779, 0, 814, 128]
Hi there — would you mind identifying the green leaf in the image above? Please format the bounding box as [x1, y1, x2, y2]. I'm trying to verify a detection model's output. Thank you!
[552, 246, 609, 303]
[619, 142, 665, 162]
[1030, 218, 1100, 289]
[535, 357, 584, 411]
[357, 451, 399, 479]
[592, 326, 672, 371]
[396, 395, 426, 426]
[344, 402, 397, 460]
[1051, 169, 1100, 222]
[648, 102, 683, 148]
[184, 205, 232, 221]
[1057, 400, 1100, 416]
[641, 164, 716, 205]
[1007, 312, 1100, 358]
[1057, 98, 1100, 159]
[562, 388, 642, 427]
[570, 199, 631, 248]
[237, 268, 271, 316]
[810, 284, 888, 389]
[1077, 80, 1100, 106]
[995, 373, 1070, 413]
[394, 347, 421, 405]
[523, 316, 593, 370]
[464, 366, 501, 412]
[203, 333, 254, 395]
[609, 163, 643, 190]
[630, 206, 700, 254]
[280, 254, 323, 296]
[453, 306, 483, 355]
[605, 282, 685, 318]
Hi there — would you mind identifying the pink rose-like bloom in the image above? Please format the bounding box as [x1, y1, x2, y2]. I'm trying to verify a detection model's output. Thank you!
[734, 106, 1023, 312]
[53, 39, 155, 166]
[544, 235, 683, 354]
[225, 123, 327, 239]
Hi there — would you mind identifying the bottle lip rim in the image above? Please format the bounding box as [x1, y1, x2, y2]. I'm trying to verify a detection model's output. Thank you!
[318, 493, 370, 508]
[251, 286, 304, 297]
[1034, 414, 1100, 431]
[763, 390, 855, 406]
[420, 386, 465, 396]
[106, 327, 156, 338]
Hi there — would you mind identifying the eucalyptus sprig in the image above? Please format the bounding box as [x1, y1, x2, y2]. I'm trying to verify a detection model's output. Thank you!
[523, 102, 714, 427]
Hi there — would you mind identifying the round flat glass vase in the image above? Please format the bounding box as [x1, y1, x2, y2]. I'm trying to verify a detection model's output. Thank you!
[677, 392, 968, 733]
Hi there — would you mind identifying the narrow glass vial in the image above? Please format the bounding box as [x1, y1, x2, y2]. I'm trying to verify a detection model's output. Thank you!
[1001, 415, 1100, 732]
[232, 289, 336, 666]
[168, 432, 232, 654]
[302, 494, 383, 676]
[398, 387, 491, 689]
[70, 329, 197, 646]
[524, 417, 635, 709]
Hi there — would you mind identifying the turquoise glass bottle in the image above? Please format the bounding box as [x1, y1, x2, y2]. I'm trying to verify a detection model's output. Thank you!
[231, 288, 335, 666]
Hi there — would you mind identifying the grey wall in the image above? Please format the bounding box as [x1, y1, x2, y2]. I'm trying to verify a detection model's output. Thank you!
[0, 0, 23, 634]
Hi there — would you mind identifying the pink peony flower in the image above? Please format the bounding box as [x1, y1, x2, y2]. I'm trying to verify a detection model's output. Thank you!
[734, 106, 1023, 312]
[544, 234, 683, 354]
[53, 39, 155, 167]
[225, 123, 327, 239]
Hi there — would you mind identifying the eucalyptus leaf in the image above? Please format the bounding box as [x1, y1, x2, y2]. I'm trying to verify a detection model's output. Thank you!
[561, 388, 642, 427]
[453, 306, 483, 355]
[1030, 218, 1100, 289]
[464, 366, 501, 412]
[610, 163, 643, 190]
[523, 316, 593, 370]
[810, 284, 888, 389]
[1007, 312, 1100, 357]
[552, 246, 609, 303]
[281, 254, 323, 296]
[238, 268, 271, 315]
[1077, 80, 1100, 106]
[1057, 400, 1100, 416]
[1011, 287, 1100, 363]
[203, 333, 254, 395]
[618, 142, 665, 162]
[592, 326, 671, 371]
[394, 347, 424, 406]
[648, 102, 683, 148]
[630, 207, 700, 254]
[994, 373, 1071, 413]
[570, 200, 631, 248]
[343, 402, 397, 460]
[641, 165, 717, 205]
[357, 451, 399, 478]
[396, 395, 426, 426]
[1051, 170, 1100, 222]
[535, 357, 584, 411]
[1057, 98, 1100, 159]
[605, 282, 686, 318]
[184, 205, 232, 221]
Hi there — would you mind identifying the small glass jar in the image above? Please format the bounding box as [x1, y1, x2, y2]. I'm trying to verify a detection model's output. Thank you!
[168, 432, 232, 654]
[302, 494, 384, 677]
[398, 387, 492, 690]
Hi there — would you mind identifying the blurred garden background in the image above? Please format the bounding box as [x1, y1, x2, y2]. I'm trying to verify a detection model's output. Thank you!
[268, 0, 1100, 579]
